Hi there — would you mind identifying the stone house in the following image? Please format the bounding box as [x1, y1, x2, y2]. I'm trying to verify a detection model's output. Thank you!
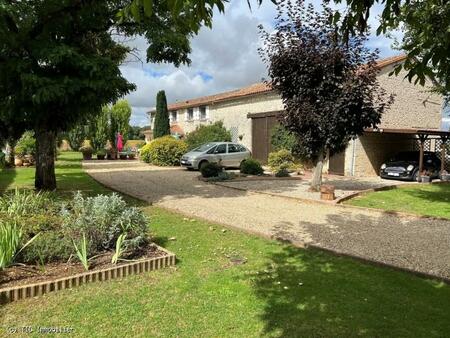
[147, 55, 448, 176]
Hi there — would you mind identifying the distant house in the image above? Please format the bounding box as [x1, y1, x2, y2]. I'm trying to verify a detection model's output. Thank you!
[147, 55, 449, 176]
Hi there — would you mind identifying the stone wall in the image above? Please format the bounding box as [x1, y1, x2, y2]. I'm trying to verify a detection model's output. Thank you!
[377, 66, 443, 130]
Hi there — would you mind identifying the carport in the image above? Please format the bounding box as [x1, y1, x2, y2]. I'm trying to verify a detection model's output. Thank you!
[366, 128, 450, 177]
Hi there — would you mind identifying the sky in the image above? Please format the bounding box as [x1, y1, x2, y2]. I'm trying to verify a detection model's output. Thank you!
[119, 0, 402, 126]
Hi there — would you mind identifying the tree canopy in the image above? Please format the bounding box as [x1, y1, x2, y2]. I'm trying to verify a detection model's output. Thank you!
[333, 0, 450, 94]
[0, 0, 228, 189]
[260, 1, 393, 189]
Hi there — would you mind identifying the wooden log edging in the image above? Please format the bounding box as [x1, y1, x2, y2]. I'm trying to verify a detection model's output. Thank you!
[0, 245, 176, 304]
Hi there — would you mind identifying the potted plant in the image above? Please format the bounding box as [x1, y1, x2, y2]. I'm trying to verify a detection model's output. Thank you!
[128, 152, 136, 160]
[80, 145, 93, 160]
[105, 143, 116, 160]
[420, 170, 431, 183]
[440, 170, 450, 182]
[96, 149, 106, 160]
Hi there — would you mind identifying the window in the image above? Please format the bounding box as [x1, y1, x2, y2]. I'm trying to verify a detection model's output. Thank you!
[187, 108, 194, 121]
[228, 144, 240, 153]
[215, 144, 227, 154]
[200, 106, 207, 120]
[238, 145, 248, 152]
[171, 111, 177, 122]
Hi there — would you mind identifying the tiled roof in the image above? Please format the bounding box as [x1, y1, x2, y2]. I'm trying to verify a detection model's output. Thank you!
[165, 82, 272, 111]
[149, 54, 406, 113]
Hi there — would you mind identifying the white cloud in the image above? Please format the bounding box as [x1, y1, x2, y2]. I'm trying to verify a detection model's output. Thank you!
[121, 0, 402, 126]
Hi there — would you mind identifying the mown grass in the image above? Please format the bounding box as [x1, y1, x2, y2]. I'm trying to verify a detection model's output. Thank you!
[1, 153, 450, 337]
[347, 183, 450, 219]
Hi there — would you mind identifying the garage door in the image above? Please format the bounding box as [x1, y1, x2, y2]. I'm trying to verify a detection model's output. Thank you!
[249, 111, 281, 163]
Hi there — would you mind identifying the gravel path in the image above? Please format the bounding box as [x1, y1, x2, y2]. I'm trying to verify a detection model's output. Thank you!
[84, 160, 450, 280]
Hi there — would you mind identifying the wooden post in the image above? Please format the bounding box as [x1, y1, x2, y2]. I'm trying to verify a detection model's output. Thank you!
[441, 136, 448, 174]
[418, 134, 427, 180]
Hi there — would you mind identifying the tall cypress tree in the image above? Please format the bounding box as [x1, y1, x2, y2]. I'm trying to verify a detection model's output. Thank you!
[153, 91, 170, 138]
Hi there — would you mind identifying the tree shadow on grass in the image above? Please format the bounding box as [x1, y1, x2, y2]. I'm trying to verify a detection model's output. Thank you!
[245, 244, 450, 337]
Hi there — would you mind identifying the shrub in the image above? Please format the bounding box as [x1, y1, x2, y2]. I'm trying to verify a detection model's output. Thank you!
[21, 230, 72, 264]
[240, 158, 264, 175]
[270, 124, 298, 153]
[15, 131, 36, 157]
[200, 162, 223, 178]
[186, 121, 232, 150]
[268, 149, 296, 172]
[60, 192, 149, 254]
[275, 168, 290, 177]
[79, 144, 93, 155]
[0, 188, 57, 217]
[140, 136, 188, 166]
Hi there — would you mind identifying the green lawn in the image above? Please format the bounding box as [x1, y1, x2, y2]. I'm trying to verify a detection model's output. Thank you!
[347, 183, 450, 219]
[1, 153, 450, 337]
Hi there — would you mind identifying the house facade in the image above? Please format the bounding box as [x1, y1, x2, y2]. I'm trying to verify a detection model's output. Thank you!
[147, 55, 447, 176]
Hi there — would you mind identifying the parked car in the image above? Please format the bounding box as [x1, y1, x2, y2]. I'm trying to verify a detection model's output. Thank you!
[180, 142, 251, 170]
[380, 151, 441, 181]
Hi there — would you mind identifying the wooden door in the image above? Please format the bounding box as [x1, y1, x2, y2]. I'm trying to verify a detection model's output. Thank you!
[328, 151, 345, 175]
[251, 116, 278, 163]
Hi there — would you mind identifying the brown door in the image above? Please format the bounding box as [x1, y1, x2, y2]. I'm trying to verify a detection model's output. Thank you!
[251, 116, 278, 163]
[328, 151, 345, 175]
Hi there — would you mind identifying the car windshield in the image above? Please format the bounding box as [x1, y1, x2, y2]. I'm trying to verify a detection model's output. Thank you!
[192, 143, 217, 152]
[391, 152, 420, 161]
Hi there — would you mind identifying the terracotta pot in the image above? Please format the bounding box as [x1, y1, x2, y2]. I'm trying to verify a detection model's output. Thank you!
[14, 157, 23, 166]
[97, 154, 106, 160]
[119, 154, 127, 160]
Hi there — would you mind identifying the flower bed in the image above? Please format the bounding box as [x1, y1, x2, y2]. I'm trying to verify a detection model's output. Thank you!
[0, 189, 175, 303]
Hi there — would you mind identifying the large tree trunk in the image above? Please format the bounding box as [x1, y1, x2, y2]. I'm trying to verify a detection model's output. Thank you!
[310, 150, 325, 191]
[35, 128, 57, 190]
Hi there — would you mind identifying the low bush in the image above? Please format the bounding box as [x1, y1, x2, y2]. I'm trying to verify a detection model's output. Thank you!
[186, 121, 232, 150]
[21, 230, 72, 264]
[268, 149, 296, 173]
[200, 162, 223, 178]
[15, 131, 36, 158]
[0, 188, 57, 217]
[60, 192, 149, 254]
[270, 124, 297, 153]
[0, 190, 150, 266]
[240, 158, 264, 175]
[275, 168, 290, 177]
[140, 136, 188, 166]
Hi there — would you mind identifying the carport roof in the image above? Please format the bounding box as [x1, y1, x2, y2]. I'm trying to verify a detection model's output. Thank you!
[365, 128, 450, 137]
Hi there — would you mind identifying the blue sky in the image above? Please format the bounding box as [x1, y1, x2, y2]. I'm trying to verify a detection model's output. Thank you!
[119, 0, 402, 126]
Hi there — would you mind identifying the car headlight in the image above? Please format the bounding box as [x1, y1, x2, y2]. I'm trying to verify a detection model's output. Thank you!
[407, 165, 414, 171]
[381, 164, 386, 170]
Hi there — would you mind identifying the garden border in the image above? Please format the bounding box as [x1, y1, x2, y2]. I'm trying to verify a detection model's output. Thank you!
[0, 245, 176, 304]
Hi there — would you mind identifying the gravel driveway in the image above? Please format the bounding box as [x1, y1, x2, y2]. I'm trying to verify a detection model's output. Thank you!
[84, 160, 450, 280]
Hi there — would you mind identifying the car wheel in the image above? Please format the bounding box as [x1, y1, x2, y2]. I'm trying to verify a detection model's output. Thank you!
[412, 169, 419, 182]
[199, 160, 209, 171]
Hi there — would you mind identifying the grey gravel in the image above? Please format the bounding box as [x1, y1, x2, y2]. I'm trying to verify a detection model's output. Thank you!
[84, 160, 450, 280]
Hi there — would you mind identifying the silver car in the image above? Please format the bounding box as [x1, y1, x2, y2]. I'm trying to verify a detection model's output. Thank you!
[180, 142, 251, 170]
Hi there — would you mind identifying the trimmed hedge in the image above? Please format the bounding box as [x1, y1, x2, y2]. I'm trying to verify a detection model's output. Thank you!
[140, 136, 188, 166]
[240, 158, 264, 175]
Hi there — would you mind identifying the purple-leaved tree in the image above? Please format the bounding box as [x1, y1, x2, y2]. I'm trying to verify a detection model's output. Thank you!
[259, 0, 393, 190]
